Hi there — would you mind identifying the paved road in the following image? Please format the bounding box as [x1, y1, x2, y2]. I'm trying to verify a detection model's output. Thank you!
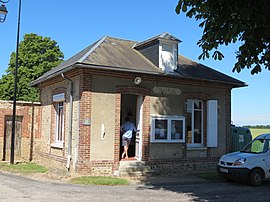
[1, 172, 270, 202]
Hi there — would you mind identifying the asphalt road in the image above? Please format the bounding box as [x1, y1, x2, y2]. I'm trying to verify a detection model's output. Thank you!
[1, 172, 270, 202]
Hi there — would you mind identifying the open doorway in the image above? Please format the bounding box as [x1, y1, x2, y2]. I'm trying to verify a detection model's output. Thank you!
[120, 94, 143, 161]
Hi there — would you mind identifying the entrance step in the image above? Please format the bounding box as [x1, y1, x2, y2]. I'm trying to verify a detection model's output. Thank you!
[117, 160, 152, 179]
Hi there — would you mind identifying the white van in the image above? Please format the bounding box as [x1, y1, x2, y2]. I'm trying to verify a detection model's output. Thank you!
[217, 133, 270, 186]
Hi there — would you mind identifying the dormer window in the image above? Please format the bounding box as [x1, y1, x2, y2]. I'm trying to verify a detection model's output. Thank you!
[133, 32, 181, 73]
[159, 42, 178, 73]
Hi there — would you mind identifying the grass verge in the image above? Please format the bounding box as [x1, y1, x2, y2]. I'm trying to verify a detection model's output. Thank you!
[0, 162, 48, 174]
[194, 172, 222, 181]
[70, 176, 129, 186]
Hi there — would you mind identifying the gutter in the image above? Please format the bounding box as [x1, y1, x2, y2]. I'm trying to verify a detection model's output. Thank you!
[61, 73, 73, 170]
[31, 62, 246, 89]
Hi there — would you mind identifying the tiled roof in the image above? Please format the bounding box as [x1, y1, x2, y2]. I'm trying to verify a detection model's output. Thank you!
[30, 34, 246, 88]
[176, 55, 245, 86]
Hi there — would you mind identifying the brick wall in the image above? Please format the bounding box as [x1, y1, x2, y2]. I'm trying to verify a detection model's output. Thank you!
[148, 157, 219, 174]
[36, 67, 233, 176]
[225, 89, 232, 153]
[77, 70, 92, 173]
[0, 100, 41, 162]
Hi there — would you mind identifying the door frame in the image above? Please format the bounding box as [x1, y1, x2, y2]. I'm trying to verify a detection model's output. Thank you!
[135, 95, 143, 160]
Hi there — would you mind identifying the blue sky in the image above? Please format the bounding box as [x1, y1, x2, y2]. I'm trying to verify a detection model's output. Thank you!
[0, 0, 269, 126]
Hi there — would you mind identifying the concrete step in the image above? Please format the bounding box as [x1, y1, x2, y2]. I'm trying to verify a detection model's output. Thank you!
[119, 160, 146, 167]
[117, 160, 152, 179]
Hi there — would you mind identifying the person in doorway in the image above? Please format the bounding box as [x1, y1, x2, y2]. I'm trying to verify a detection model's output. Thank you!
[120, 117, 137, 159]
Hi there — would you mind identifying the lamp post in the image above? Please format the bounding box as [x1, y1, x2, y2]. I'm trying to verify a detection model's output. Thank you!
[0, 3, 8, 23]
[10, 0, 21, 164]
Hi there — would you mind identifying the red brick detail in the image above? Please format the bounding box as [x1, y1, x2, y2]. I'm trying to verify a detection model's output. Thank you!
[114, 87, 151, 163]
[0, 101, 41, 161]
[77, 71, 92, 172]
[114, 93, 121, 165]
[142, 96, 150, 161]
[225, 89, 232, 153]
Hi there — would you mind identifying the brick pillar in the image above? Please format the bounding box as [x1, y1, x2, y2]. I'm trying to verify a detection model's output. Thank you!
[142, 95, 150, 161]
[225, 89, 232, 153]
[113, 93, 121, 170]
[77, 71, 92, 172]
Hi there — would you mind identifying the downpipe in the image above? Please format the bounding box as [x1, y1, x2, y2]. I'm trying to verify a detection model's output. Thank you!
[61, 73, 73, 170]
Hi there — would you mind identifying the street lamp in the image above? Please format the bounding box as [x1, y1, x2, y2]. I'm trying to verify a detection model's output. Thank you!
[10, 0, 21, 164]
[0, 0, 19, 164]
[0, 4, 8, 23]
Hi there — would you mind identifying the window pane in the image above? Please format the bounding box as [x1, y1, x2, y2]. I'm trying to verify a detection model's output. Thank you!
[57, 102, 64, 142]
[194, 100, 202, 109]
[186, 113, 192, 143]
[171, 120, 183, 140]
[194, 111, 202, 144]
[154, 120, 167, 140]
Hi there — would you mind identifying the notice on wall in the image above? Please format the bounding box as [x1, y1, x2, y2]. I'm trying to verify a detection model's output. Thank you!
[153, 87, 181, 95]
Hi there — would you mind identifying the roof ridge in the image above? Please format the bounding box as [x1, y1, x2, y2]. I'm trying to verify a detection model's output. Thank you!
[78, 36, 107, 62]
[105, 35, 138, 43]
[133, 32, 181, 49]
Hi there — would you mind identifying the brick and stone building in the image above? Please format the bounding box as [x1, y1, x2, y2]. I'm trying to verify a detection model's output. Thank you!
[27, 32, 246, 176]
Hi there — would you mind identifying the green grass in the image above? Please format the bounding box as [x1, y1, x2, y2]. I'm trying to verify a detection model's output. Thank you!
[70, 176, 129, 186]
[0, 162, 48, 174]
[250, 128, 270, 139]
[194, 172, 222, 181]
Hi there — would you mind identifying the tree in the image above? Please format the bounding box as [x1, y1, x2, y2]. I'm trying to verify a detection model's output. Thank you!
[0, 33, 64, 102]
[176, 0, 270, 74]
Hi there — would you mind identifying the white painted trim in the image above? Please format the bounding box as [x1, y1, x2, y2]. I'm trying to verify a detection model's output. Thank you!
[207, 100, 218, 147]
[150, 115, 185, 143]
[136, 96, 143, 160]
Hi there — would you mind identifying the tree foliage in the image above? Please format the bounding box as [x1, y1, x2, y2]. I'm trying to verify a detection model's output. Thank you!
[176, 0, 270, 74]
[0, 33, 64, 102]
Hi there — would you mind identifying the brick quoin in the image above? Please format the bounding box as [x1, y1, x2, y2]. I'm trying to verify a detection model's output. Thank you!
[225, 89, 232, 153]
[77, 70, 92, 173]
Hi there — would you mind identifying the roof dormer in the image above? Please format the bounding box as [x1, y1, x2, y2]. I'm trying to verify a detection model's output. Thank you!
[133, 32, 181, 73]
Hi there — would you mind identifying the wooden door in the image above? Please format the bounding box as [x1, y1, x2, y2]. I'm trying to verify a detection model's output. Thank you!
[3, 116, 22, 161]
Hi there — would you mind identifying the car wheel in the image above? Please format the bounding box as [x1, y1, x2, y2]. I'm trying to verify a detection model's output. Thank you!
[248, 169, 264, 186]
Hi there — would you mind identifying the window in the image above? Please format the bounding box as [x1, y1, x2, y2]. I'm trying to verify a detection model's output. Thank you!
[187, 99, 203, 147]
[52, 101, 64, 148]
[160, 42, 178, 72]
[151, 115, 185, 142]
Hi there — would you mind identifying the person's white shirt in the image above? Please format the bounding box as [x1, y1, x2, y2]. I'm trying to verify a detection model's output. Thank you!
[121, 121, 136, 139]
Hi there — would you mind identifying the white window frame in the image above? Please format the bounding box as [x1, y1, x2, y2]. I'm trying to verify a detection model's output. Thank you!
[52, 101, 64, 148]
[187, 99, 204, 147]
[151, 115, 185, 143]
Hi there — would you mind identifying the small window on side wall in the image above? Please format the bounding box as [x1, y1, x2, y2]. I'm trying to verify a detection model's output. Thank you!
[56, 102, 64, 144]
[51, 93, 65, 148]
[151, 115, 185, 143]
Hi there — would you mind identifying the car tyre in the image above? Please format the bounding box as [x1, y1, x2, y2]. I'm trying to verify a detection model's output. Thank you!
[248, 169, 264, 186]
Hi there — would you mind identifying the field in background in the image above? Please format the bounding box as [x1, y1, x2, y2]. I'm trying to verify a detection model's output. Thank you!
[249, 128, 270, 139]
